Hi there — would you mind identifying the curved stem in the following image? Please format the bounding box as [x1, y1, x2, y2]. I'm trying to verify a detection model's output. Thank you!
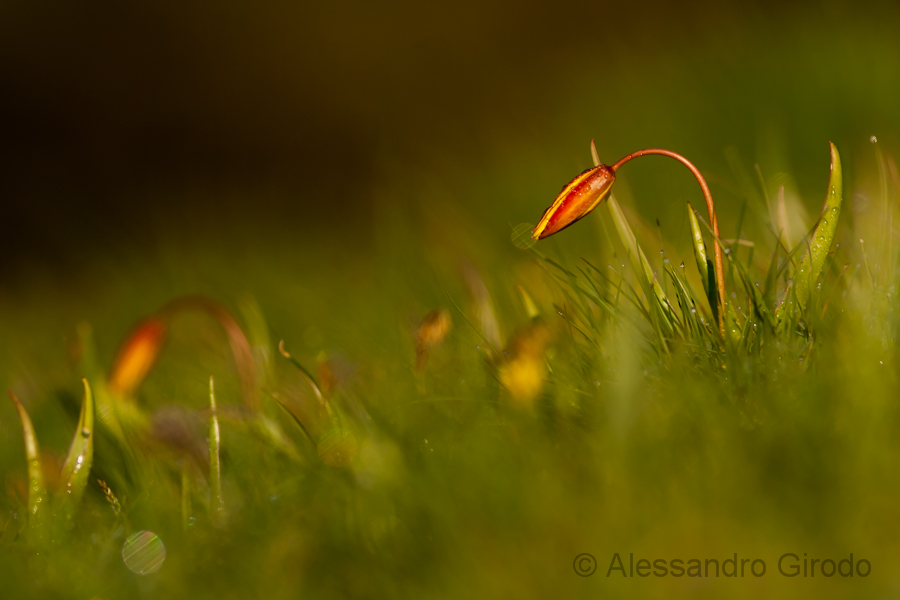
[611, 149, 726, 337]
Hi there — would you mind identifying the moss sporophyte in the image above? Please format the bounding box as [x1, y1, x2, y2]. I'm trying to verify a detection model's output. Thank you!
[532, 141, 728, 337]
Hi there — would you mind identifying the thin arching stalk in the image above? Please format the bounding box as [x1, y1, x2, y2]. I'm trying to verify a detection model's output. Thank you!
[610, 149, 727, 336]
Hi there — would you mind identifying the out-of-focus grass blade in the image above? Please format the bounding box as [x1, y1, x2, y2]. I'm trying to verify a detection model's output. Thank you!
[209, 376, 224, 524]
[515, 284, 541, 319]
[59, 378, 95, 526]
[181, 466, 192, 532]
[795, 142, 843, 310]
[8, 392, 46, 532]
[763, 245, 779, 312]
[317, 427, 358, 468]
[278, 340, 334, 419]
[606, 193, 676, 337]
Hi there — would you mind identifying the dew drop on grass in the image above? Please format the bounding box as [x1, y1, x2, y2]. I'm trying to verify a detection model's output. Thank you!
[122, 530, 166, 575]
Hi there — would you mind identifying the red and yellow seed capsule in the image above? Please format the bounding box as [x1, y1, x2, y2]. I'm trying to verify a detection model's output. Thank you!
[532, 164, 615, 240]
[108, 318, 167, 396]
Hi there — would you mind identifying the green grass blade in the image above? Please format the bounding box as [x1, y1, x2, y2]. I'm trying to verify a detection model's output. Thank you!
[729, 253, 775, 329]
[182, 465, 192, 532]
[606, 193, 676, 336]
[763, 245, 779, 312]
[795, 142, 843, 310]
[692, 205, 775, 330]
[687, 202, 711, 298]
[59, 378, 95, 526]
[581, 259, 652, 320]
[8, 392, 46, 532]
[209, 376, 224, 524]
[687, 201, 718, 324]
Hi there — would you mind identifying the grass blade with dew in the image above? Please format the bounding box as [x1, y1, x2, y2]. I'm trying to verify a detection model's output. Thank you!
[690, 204, 775, 331]
[209, 376, 224, 524]
[687, 201, 718, 324]
[58, 378, 95, 527]
[581, 259, 652, 321]
[795, 142, 843, 310]
[8, 392, 47, 534]
[606, 193, 677, 338]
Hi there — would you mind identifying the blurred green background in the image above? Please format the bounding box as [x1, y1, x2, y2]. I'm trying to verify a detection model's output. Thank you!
[1, 0, 900, 598]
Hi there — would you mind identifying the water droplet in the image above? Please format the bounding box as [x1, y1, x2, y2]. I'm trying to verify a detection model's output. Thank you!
[81, 428, 91, 438]
[724, 248, 731, 255]
[679, 261, 685, 268]
[122, 531, 166, 575]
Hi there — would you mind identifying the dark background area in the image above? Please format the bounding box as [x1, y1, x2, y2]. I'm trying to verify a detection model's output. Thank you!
[1, 0, 899, 283]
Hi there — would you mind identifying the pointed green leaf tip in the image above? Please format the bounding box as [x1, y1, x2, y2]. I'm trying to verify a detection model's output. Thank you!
[8, 391, 47, 530]
[687, 202, 710, 297]
[686, 202, 720, 326]
[795, 142, 842, 310]
[60, 378, 95, 523]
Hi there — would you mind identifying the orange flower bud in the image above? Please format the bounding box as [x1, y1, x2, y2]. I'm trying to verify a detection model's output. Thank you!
[532, 164, 615, 240]
[415, 308, 452, 370]
[108, 318, 167, 396]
